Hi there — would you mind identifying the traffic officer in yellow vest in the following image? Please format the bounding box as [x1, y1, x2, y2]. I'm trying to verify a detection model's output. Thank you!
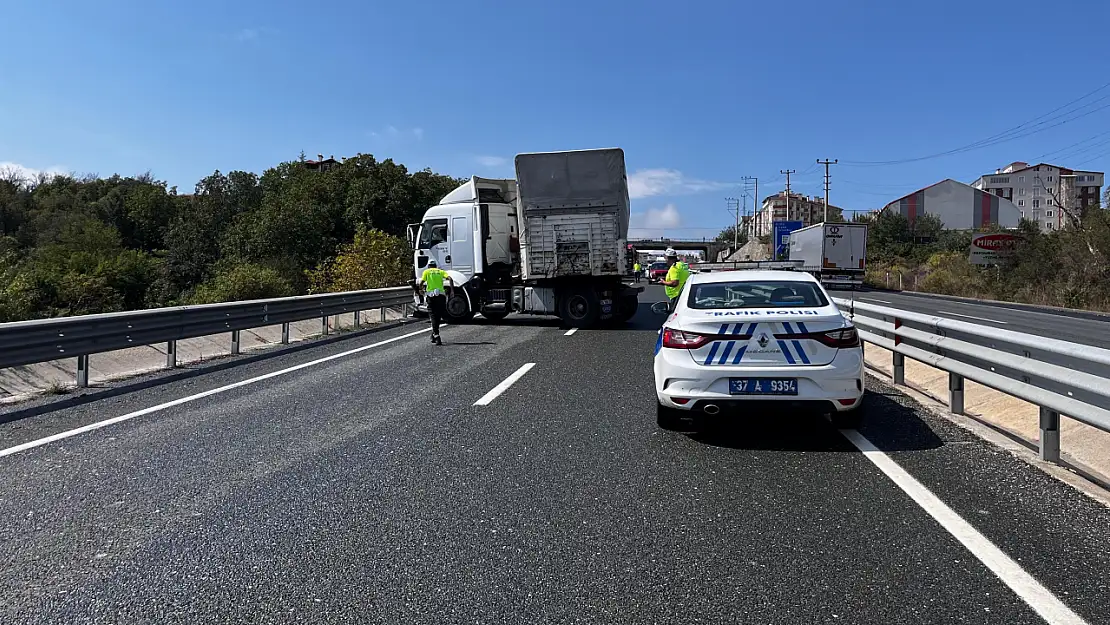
[659, 248, 690, 312]
[418, 259, 455, 345]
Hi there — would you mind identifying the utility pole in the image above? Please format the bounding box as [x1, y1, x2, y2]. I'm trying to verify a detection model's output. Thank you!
[742, 176, 758, 236]
[817, 159, 838, 223]
[781, 169, 796, 222]
[725, 197, 741, 251]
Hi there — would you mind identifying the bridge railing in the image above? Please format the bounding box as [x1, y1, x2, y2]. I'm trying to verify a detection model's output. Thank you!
[0, 287, 415, 388]
[833, 297, 1110, 466]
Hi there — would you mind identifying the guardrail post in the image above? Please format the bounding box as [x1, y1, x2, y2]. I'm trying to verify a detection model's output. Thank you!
[322, 316, 329, 336]
[281, 323, 290, 344]
[380, 307, 386, 323]
[1039, 407, 1061, 463]
[166, 340, 177, 369]
[231, 330, 241, 356]
[948, 373, 964, 415]
[76, 355, 89, 388]
[354, 310, 360, 328]
[892, 352, 905, 385]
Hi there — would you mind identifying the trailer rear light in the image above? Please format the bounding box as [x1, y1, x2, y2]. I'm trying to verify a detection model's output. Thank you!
[661, 327, 712, 349]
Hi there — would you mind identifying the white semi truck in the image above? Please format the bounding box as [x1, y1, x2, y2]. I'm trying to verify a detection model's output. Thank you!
[787, 222, 868, 289]
[406, 148, 643, 328]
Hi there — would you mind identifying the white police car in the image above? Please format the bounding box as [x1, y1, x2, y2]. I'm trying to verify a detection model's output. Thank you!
[653, 269, 864, 429]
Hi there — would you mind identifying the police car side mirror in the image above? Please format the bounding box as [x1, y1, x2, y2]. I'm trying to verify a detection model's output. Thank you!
[651, 302, 670, 315]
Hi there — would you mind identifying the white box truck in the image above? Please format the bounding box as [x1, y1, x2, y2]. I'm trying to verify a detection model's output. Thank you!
[787, 222, 868, 289]
[406, 148, 643, 327]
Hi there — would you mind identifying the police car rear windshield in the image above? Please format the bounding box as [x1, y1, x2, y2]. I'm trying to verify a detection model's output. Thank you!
[687, 280, 829, 309]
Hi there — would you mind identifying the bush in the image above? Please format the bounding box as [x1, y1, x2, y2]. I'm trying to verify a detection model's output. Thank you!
[306, 227, 411, 293]
[189, 262, 296, 304]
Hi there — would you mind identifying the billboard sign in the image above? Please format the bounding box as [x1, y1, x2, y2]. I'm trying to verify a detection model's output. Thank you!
[969, 232, 1021, 265]
[772, 221, 804, 259]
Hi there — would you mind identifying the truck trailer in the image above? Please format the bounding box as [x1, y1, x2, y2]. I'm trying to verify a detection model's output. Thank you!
[407, 148, 644, 328]
[787, 222, 868, 289]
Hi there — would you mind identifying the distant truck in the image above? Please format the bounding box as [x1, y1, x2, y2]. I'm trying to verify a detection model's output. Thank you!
[406, 148, 643, 327]
[787, 222, 868, 289]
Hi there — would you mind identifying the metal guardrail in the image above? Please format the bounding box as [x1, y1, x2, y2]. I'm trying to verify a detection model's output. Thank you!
[0, 287, 414, 388]
[833, 298, 1110, 465]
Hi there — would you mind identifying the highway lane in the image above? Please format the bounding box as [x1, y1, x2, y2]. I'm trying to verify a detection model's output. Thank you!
[848, 290, 1110, 348]
[0, 288, 1108, 624]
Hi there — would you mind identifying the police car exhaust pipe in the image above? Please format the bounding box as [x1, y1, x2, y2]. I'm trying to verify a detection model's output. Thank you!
[702, 404, 720, 415]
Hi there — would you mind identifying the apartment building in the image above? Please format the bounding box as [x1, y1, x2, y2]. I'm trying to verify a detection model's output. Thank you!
[750, 191, 845, 237]
[971, 162, 1103, 232]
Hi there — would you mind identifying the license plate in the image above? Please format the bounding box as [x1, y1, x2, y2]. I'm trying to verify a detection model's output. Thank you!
[729, 378, 798, 395]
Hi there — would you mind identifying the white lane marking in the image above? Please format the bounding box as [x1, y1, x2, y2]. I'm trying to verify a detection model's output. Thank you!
[937, 310, 1008, 324]
[473, 363, 535, 406]
[841, 429, 1089, 625]
[0, 326, 437, 460]
[861, 297, 893, 304]
[564, 328, 578, 336]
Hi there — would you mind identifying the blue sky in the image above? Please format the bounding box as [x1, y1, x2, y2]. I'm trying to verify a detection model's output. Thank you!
[2, 0, 1108, 239]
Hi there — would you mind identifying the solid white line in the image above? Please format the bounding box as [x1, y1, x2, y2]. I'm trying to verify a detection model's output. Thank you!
[0, 326, 436, 460]
[840, 429, 1089, 625]
[473, 363, 535, 406]
[861, 297, 893, 304]
[564, 328, 579, 336]
[938, 310, 1008, 324]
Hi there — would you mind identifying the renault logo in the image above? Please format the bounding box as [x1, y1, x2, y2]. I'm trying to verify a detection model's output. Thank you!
[758, 333, 770, 348]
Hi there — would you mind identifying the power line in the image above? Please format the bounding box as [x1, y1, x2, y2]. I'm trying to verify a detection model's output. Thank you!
[841, 80, 1110, 167]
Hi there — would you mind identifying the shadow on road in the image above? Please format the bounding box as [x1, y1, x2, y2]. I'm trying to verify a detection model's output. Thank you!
[682, 389, 946, 453]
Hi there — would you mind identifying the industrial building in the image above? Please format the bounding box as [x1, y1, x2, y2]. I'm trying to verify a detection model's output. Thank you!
[882, 179, 1023, 230]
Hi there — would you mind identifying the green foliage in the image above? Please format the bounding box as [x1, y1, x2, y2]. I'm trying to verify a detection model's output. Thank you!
[306, 227, 411, 293]
[715, 225, 749, 247]
[864, 207, 1110, 312]
[189, 262, 295, 304]
[0, 152, 460, 321]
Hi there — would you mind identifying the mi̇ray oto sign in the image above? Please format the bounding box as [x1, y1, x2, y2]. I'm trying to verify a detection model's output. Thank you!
[969, 232, 1021, 266]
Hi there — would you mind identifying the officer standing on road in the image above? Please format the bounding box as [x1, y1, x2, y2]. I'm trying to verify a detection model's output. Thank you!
[633, 260, 641, 283]
[660, 248, 690, 311]
[418, 259, 454, 345]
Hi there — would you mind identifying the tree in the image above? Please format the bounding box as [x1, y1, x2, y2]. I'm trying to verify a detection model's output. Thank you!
[715, 225, 748, 248]
[306, 227, 411, 293]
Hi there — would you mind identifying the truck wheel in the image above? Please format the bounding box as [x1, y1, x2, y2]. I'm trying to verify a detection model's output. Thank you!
[559, 288, 600, 328]
[445, 293, 474, 323]
[616, 295, 639, 322]
[481, 309, 509, 322]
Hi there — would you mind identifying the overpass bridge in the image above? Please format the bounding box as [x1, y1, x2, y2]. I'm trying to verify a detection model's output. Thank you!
[629, 238, 731, 261]
[0, 286, 1108, 623]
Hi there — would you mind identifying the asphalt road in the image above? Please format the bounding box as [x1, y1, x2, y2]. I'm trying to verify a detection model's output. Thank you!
[1, 286, 1109, 624]
[845, 290, 1110, 348]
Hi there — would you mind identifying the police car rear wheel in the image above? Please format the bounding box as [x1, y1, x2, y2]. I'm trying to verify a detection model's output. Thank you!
[656, 402, 685, 430]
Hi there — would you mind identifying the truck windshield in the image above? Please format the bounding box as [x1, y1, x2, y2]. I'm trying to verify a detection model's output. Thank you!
[687, 280, 829, 309]
[417, 220, 448, 249]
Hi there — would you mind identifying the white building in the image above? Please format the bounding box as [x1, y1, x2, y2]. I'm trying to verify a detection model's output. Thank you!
[750, 192, 845, 237]
[971, 162, 1103, 232]
[882, 179, 1023, 230]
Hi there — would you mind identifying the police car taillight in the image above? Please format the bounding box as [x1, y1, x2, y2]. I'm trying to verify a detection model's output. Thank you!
[661, 327, 711, 349]
[816, 327, 860, 348]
